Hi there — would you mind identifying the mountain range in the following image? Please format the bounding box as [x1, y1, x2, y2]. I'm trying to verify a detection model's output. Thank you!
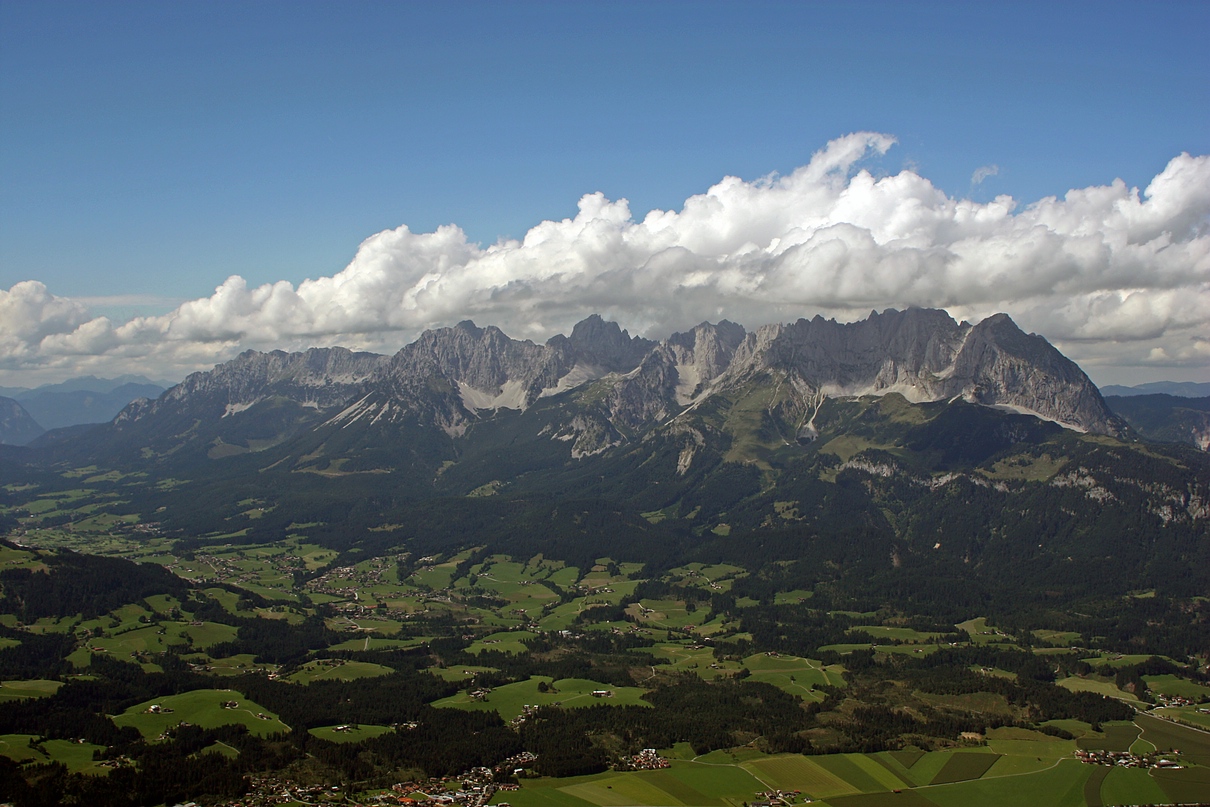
[1101, 381, 1210, 398]
[0, 376, 166, 444]
[74, 307, 1122, 466]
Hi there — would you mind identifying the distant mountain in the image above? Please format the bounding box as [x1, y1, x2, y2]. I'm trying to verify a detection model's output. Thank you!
[1105, 394, 1210, 451]
[0, 374, 169, 398]
[36, 308, 1125, 478]
[1100, 381, 1210, 398]
[10, 376, 166, 430]
[0, 397, 44, 445]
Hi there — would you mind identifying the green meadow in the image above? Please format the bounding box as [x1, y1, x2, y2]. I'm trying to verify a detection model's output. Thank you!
[467, 629, 538, 655]
[0, 734, 109, 774]
[0, 679, 62, 702]
[481, 713, 1210, 807]
[112, 689, 290, 738]
[285, 659, 395, 684]
[308, 724, 394, 743]
[433, 676, 649, 721]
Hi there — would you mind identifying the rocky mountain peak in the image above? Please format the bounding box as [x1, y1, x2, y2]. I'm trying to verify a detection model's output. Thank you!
[702, 308, 1120, 435]
[549, 314, 656, 372]
[944, 313, 1124, 435]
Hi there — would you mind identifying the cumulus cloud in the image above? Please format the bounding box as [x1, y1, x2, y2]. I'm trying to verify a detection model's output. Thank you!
[2, 132, 1208, 386]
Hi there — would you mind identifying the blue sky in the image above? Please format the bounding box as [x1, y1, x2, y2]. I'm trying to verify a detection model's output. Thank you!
[1, 1, 1208, 385]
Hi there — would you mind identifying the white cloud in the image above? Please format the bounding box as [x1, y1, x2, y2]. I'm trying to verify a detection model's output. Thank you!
[2, 132, 1208, 386]
[971, 164, 999, 185]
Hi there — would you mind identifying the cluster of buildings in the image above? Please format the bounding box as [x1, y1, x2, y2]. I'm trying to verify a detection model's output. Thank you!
[622, 748, 670, 770]
[508, 704, 541, 728]
[305, 554, 423, 606]
[376, 755, 536, 807]
[752, 789, 806, 806]
[1075, 749, 1182, 769]
[210, 776, 352, 806]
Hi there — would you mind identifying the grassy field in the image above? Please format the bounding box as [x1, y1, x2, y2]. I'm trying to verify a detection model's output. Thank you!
[740, 652, 844, 700]
[434, 676, 649, 721]
[928, 752, 1001, 784]
[643, 643, 739, 680]
[0, 679, 62, 702]
[1155, 704, 1210, 730]
[1058, 676, 1137, 702]
[1099, 767, 1169, 806]
[745, 754, 866, 798]
[112, 688, 290, 738]
[428, 664, 498, 682]
[909, 759, 1092, 807]
[0, 734, 110, 774]
[1077, 721, 1140, 752]
[1143, 673, 1210, 699]
[467, 630, 538, 655]
[852, 625, 944, 643]
[285, 659, 394, 684]
[1152, 765, 1210, 805]
[495, 759, 769, 807]
[954, 618, 1018, 647]
[307, 724, 394, 743]
[1135, 712, 1210, 767]
[480, 715, 1210, 807]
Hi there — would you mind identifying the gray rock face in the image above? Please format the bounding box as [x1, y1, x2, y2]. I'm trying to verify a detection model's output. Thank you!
[115, 309, 1125, 447]
[363, 316, 659, 433]
[555, 314, 656, 371]
[713, 308, 1122, 435]
[130, 347, 387, 422]
[938, 314, 1120, 434]
[727, 308, 967, 395]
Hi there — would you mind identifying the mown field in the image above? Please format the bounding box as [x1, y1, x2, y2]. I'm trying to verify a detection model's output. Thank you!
[487, 716, 1210, 807]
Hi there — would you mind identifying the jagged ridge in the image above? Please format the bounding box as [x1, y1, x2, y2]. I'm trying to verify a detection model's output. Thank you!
[106, 309, 1125, 462]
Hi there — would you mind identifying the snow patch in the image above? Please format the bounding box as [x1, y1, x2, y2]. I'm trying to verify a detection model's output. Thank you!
[539, 364, 607, 398]
[459, 380, 529, 412]
[818, 381, 934, 403]
[989, 404, 1087, 433]
[674, 361, 701, 406]
[327, 394, 373, 425]
[223, 401, 257, 417]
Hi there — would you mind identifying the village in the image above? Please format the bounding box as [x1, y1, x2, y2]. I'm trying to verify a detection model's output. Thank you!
[201, 753, 539, 807]
[1075, 748, 1184, 769]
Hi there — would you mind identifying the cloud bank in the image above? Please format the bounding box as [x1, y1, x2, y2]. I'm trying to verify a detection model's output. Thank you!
[3, 133, 1208, 386]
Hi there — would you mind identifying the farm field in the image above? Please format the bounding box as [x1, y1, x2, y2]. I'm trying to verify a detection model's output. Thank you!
[1144, 673, 1210, 699]
[0, 733, 109, 774]
[484, 714, 1210, 807]
[112, 689, 290, 738]
[0, 679, 61, 702]
[433, 676, 649, 721]
[1156, 705, 1210, 730]
[308, 724, 394, 743]
[285, 659, 395, 684]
